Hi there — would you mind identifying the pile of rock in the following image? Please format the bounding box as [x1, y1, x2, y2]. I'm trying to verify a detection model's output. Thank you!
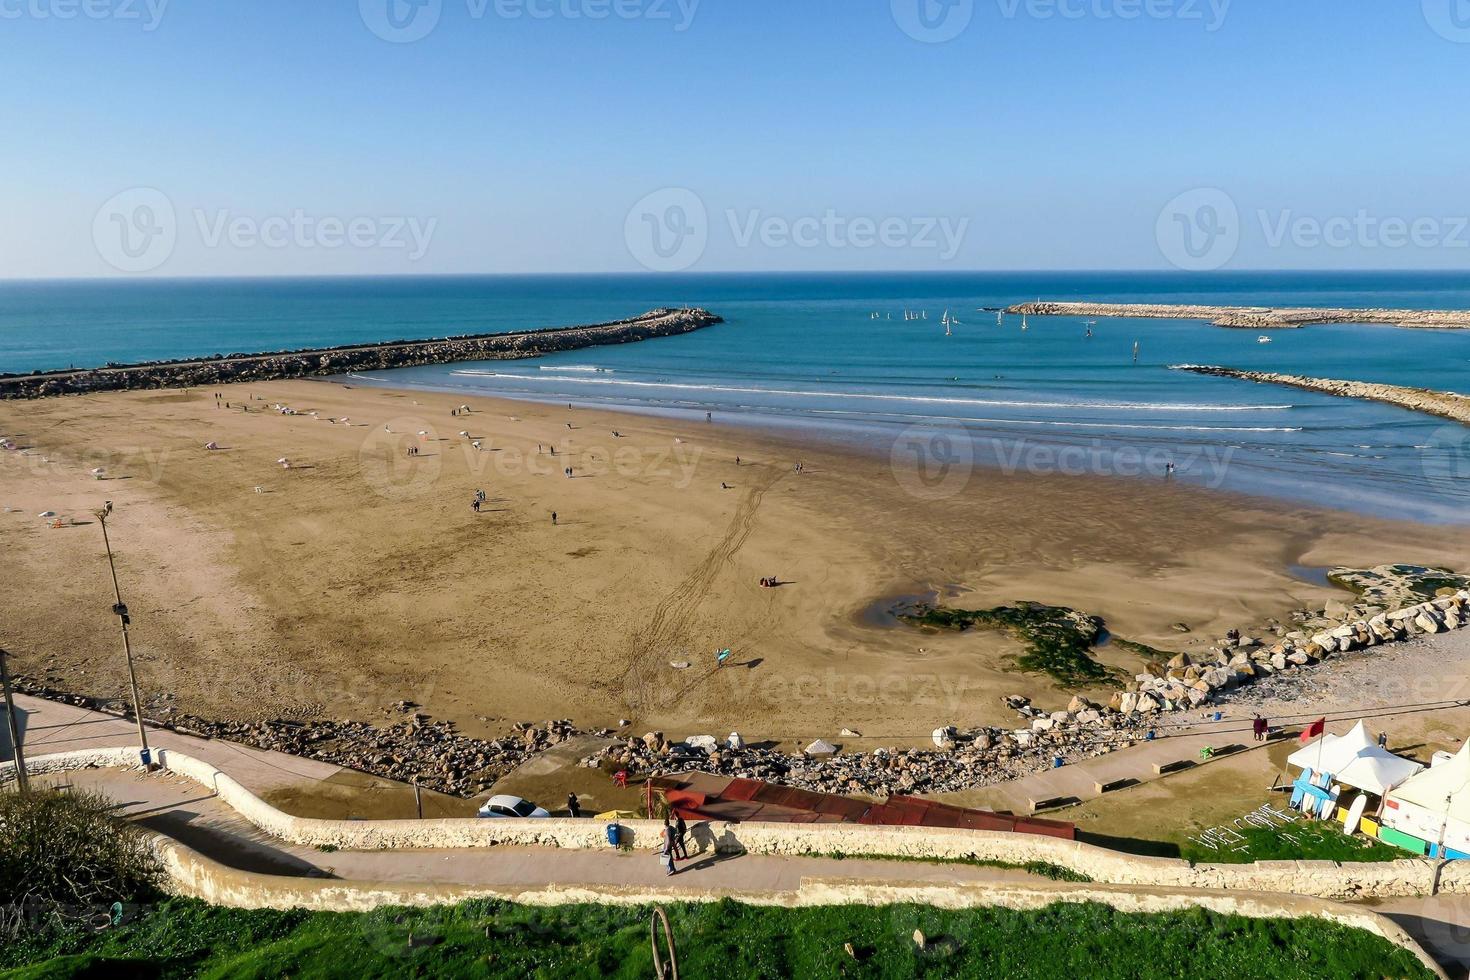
[0, 308, 723, 399]
[171, 714, 591, 797]
[11, 677, 591, 797]
[579, 721, 1141, 798]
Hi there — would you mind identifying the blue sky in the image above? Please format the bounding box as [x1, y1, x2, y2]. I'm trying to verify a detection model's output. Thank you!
[1, 0, 1467, 277]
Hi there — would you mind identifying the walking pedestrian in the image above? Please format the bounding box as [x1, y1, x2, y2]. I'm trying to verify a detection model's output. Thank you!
[1252, 714, 1267, 742]
[551, 511, 558, 525]
[674, 811, 689, 859]
[1378, 730, 1389, 748]
[567, 793, 581, 818]
[471, 499, 481, 514]
[660, 819, 677, 876]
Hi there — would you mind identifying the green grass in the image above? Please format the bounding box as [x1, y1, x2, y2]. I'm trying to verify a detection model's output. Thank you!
[898, 602, 1120, 688]
[1177, 817, 1406, 865]
[0, 897, 1435, 979]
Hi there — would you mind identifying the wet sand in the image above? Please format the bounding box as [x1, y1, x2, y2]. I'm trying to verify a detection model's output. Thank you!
[3, 379, 1470, 750]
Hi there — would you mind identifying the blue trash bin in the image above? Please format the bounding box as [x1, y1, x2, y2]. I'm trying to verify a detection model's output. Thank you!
[606, 823, 621, 848]
[1052, 756, 1064, 769]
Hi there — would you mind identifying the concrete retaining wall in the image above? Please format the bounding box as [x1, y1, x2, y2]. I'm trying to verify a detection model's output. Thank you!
[153, 838, 1449, 979]
[5, 747, 1465, 901]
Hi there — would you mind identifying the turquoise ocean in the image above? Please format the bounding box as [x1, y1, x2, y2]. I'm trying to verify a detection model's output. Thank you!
[3, 272, 1469, 523]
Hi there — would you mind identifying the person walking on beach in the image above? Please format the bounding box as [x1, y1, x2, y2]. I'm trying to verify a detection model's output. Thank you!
[551, 511, 558, 525]
[1252, 714, 1267, 742]
[471, 498, 481, 514]
[673, 811, 689, 859]
[660, 819, 677, 876]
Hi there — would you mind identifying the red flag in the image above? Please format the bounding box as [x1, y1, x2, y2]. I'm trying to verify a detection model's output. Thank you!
[1299, 718, 1326, 743]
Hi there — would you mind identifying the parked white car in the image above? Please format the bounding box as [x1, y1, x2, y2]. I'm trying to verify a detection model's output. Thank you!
[477, 794, 550, 819]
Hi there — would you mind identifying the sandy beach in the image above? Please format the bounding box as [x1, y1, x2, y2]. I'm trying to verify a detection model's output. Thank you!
[4, 378, 1470, 750]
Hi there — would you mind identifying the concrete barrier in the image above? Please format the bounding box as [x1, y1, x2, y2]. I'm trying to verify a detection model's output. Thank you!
[6, 747, 1466, 902]
[153, 837, 1449, 979]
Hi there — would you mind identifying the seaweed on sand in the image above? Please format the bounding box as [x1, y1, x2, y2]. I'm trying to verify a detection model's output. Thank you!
[898, 601, 1120, 688]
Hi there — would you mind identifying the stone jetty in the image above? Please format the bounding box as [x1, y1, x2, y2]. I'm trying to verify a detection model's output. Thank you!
[1174, 366, 1470, 427]
[0, 307, 723, 399]
[1007, 301, 1470, 330]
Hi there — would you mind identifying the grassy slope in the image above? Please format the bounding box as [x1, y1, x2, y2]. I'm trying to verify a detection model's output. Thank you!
[0, 898, 1435, 980]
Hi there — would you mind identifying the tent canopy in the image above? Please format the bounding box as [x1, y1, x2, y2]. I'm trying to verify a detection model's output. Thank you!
[1288, 721, 1377, 774]
[1390, 741, 1470, 821]
[1334, 751, 1423, 795]
[1287, 720, 1423, 795]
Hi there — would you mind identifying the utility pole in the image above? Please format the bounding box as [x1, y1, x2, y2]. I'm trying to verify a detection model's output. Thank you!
[0, 647, 29, 794]
[96, 503, 152, 769]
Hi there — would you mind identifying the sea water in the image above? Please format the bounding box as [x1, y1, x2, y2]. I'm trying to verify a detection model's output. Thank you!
[3, 271, 1469, 523]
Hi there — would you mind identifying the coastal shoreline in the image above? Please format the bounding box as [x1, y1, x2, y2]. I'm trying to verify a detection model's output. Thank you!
[0, 307, 722, 399]
[4, 376, 1470, 758]
[1009, 301, 1470, 330]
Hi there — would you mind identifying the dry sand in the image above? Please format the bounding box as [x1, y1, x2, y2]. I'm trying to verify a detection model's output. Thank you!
[4, 379, 1470, 750]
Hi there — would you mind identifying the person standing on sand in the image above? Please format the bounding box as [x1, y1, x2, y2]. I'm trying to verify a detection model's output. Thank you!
[674, 811, 689, 859]
[1252, 714, 1267, 742]
[660, 819, 677, 876]
[551, 511, 557, 525]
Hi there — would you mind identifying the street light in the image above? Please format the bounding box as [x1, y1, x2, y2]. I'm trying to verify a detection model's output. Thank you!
[95, 502, 152, 769]
[0, 647, 28, 794]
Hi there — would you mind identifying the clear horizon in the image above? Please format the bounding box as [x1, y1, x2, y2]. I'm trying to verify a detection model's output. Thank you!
[3, 1, 1467, 278]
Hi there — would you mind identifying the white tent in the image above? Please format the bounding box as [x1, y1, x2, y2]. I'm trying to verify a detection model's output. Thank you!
[1286, 720, 1422, 795]
[1389, 741, 1470, 823]
[1287, 720, 1376, 774]
[1334, 750, 1423, 796]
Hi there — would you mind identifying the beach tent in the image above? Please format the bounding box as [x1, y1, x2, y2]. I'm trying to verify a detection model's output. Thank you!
[1381, 741, 1470, 857]
[1287, 720, 1377, 775]
[1287, 721, 1423, 827]
[1333, 750, 1423, 796]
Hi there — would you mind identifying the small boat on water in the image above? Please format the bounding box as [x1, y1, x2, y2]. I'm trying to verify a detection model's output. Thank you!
[1257, 335, 1273, 344]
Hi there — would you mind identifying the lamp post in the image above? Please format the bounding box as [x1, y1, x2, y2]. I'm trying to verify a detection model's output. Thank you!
[0, 647, 28, 794]
[96, 503, 152, 769]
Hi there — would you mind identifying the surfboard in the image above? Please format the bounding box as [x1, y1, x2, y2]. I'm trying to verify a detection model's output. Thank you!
[1344, 794, 1369, 836]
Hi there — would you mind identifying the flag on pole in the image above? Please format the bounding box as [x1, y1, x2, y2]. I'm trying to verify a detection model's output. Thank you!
[1300, 718, 1326, 743]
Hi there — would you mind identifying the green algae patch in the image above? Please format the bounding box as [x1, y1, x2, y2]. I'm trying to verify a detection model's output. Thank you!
[898, 601, 1119, 688]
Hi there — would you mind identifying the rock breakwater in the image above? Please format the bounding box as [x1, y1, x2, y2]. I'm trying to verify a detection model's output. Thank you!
[1173, 366, 1470, 426]
[0, 308, 722, 399]
[1009, 301, 1470, 330]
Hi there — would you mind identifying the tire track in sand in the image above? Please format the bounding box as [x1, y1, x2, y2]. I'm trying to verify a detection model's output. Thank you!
[621, 469, 782, 717]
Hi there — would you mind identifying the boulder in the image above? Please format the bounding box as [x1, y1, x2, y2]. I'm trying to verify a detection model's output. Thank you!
[685, 735, 719, 754]
[727, 731, 745, 750]
[805, 739, 838, 756]
[1416, 613, 1444, 634]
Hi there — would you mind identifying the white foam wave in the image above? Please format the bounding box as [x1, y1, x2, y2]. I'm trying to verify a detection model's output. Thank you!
[449, 371, 1292, 413]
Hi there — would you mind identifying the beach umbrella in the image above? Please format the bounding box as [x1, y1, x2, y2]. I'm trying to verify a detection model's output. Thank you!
[91, 468, 106, 479]
[459, 431, 469, 438]
[38, 511, 55, 518]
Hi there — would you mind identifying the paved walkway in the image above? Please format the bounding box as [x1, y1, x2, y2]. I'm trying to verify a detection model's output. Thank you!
[5, 693, 343, 794]
[42, 767, 1036, 893]
[982, 719, 1278, 814]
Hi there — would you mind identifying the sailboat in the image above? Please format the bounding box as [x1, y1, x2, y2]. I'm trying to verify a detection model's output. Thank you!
[1021, 313, 1029, 331]
[942, 309, 953, 336]
[996, 311, 1004, 326]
